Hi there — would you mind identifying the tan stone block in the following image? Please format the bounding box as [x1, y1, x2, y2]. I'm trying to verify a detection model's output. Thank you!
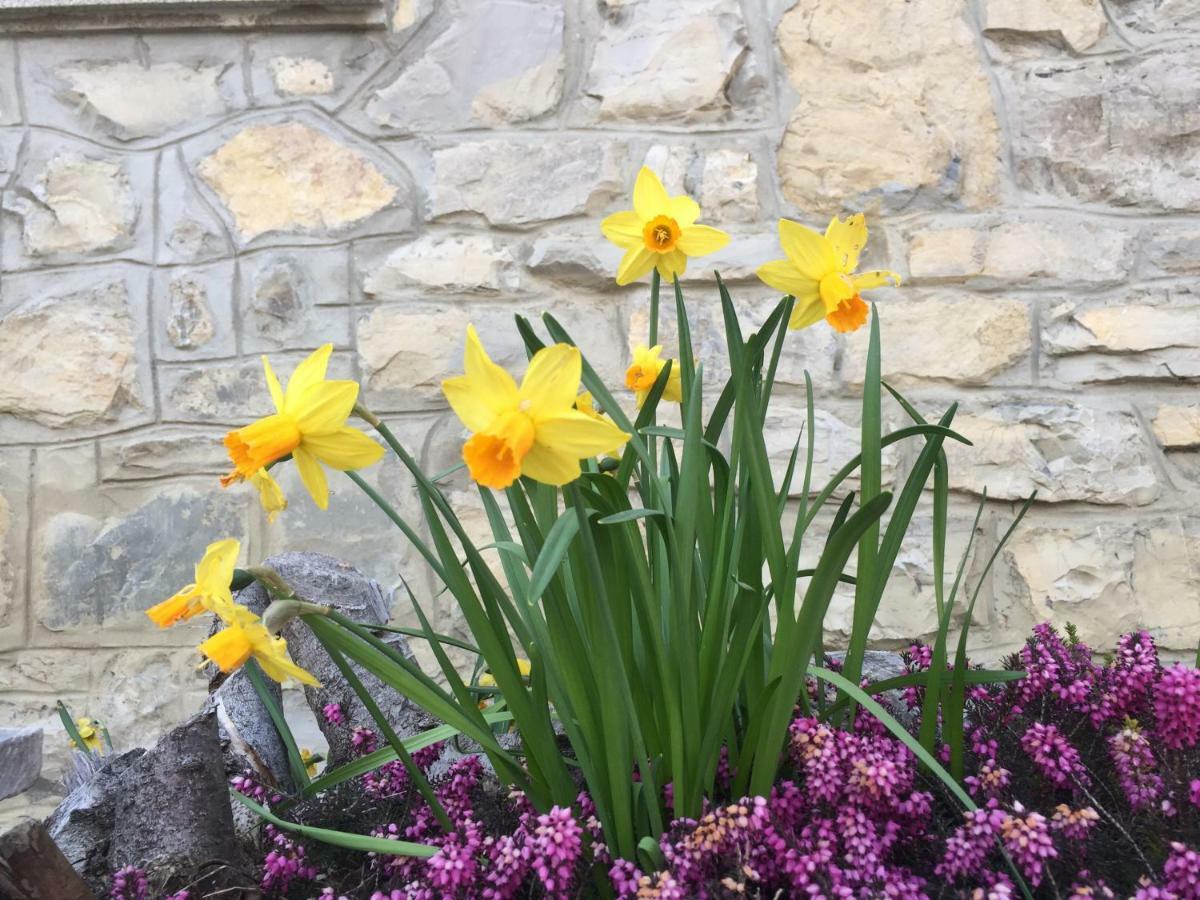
[776, 0, 1001, 212]
[361, 235, 519, 296]
[842, 295, 1031, 386]
[1153, 405, 1200, 450]
[981, 220, 1132, 284]
[268, 57, 334, 96]
[908, 228, 985, 281]
[983, 0, 1108, 51]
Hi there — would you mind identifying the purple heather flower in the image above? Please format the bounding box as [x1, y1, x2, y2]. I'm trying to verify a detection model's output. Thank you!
[530, 805, 583, 898]
[1154, 664, 1200, 750]
[1163, 842, 1200, 899]
[109, 866, 148, 900]
[1110, 721, 1164, 811]
[350, 726, 378, 755]
[999, 806, 1057, 887]
[259, 824, 318, 894]
[322, 702, 345, 725]
[1051, 804, 1100, 842]
[1020, 721, 1089, 790]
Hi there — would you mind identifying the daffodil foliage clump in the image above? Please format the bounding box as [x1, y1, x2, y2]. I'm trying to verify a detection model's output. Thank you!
[120, 164, 1195, 898]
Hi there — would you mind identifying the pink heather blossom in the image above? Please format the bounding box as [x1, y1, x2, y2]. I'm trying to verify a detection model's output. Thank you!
[1020, 721, 1089, 790]
[1110, 721, 1164, 810]
[1163, 842, 1200, 899]
[965, 759, 1011, 800]
[937, 808, 1005, 881]
[530, 805, 583, 898]
[109, 866, 148, 900]
[322, 702, 344, 725]
[1154, 664, 1200, 750]
[229, 770, 280, 806]
[350, 726, 378, 755]
[259, 824, 318, 894]
[1051, 804, 1100, 842]
[999, 806, 1057, 887]
[427, 819, 482, 893]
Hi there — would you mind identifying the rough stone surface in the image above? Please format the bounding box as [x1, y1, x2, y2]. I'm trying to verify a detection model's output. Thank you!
[0, 728, 42, 801]
[362, 235, 519, 296]
[1153, 405, 1200, 450]
[982, 0, 1108, 52]
[197, 122, 399, 240]
[267, 56, 333, 96]
[0, 817, 93, 900]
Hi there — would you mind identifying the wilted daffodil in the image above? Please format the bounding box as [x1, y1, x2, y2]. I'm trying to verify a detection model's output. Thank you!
[199, 599, 318, 687]
[146, 538, 239, 628]
[221, 344, 384, 512]
[70, 717, 104, 754]
[626, 345, 682, 408]
[442, 326, 630, 490]
[250, 469, 287, 524]
[757, 214, 900, 334]
[601, 167, 730, 286]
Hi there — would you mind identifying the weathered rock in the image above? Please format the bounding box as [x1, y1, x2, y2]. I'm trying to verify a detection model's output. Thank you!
[234, 553, 430, 767]
[0, 280, 142, 428]
[197, 122, 399, 240]
[640, 144, 760, 222]
[157, 147, 230, 265]
[367, 0, 564, 130]
[1142, 224, 1200, 277]
[946, 403, 1160, 505]
[982, 0, 1108, 52]
[842, 295, 1031, 386]
[765, 402, 901, 498]
[6, 153, 137, 257]
[203, 669, 293, 794]
[431, 139, 629, 226]
[1003, 48, 1200, 210]
[56, 61, 228, 140]
[1153, 405, 1200, 450]
[268, 56, 334, 96]
[1042, 291, 1200, 383]
[240, 249, 353, 352]
[0, 818, 94, 900]
[0, 451, 30, 654]
[583, 0, 754, 123]
[164, 274, 215, 351]
[362, 235, 519, 296]
[108, 713, 246, 890]
[776, 0, 1001, 212]
[1107, 0, 1200, 36]
[0, 728, 42, 802]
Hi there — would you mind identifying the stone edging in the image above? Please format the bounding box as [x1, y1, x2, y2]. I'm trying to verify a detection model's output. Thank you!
[0, 0, 385, 33]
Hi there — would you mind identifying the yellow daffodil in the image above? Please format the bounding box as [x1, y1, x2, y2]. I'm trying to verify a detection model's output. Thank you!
[250, 469, 287, 524]
[221, 344, 385, 511]
[146, 538, 240, 628]
[70, 717, 104, 755]
[574, 391, 604, 422]
[757, 214, 900, 334]
[301, 747, 320, 777]
[626, 345, 682, 408]
[601, 167, 730, 286]
[479, 657, 532, 688]
[199, 599, 319, 687]
[441, 326, 630, 490]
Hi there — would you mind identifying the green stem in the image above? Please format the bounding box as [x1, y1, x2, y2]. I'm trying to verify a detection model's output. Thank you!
[245, 660, 311, 790]
[649, 268, 661, 346]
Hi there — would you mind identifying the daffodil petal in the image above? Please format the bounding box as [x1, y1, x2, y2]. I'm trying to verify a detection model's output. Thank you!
[520, 442, 582, 486]
[520, 344, 581, 415]
[633, 167, 669, 220]
[667, 195, 700, 228]
[195, 538, 240, 593]
[825, 214, 867, 273]
[462, 325, 520, 408]
[789, 296, 828, 331]
[852, 270, 902, 291]
[294, 381, 359, 436]
[283, 344, 333, 413]
[677, 224, 730, 257]
[443, 376, 502, 433]
[819, 273, 855, 312]
[778, 219, 837, 280]
[263, 357, 284, 414]
[757, 259, 821, 299]
[656, 249, 688, 281]
[535, 409, 630, 458]
[256, 648, 320, 686]
[293, 447, 329, 510]
[601, 210, 643, 247]
[302, 427, 386, 471]
[616, 245, 656, 286]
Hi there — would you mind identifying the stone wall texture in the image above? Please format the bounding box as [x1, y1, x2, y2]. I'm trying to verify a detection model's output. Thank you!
[1, 0, 1199, 820]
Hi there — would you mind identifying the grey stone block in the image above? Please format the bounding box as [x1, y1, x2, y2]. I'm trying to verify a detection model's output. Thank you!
[0, 727, 43, 801]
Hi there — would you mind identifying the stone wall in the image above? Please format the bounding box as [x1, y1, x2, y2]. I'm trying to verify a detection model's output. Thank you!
[1, 0, 1199, 819]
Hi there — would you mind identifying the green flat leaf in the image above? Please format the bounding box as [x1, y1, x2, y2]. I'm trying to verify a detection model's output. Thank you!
[597, 508, 664, 525]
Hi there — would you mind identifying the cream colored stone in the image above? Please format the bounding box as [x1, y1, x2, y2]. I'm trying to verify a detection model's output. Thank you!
[268, 57, 334, 96]
[765, 402, 900, 497]
[471, 53, 564, 126]
[983, 0, 1108, 51]
[982, 220, 1132, 284]
[843, 296, 1031, 386]
[57, 61, 226, 139]
[947, 404, 1159, 505]
[776, 0, 1001, 212]
[363, 235, 518, 296]
[14, 153, 136, 256]
[1153, 405, 1200, 449]
[197, 123, 397, 240]
[0, 281, 140, 428]
[699, 149, 758, 222]
[907, 228, 985, 281]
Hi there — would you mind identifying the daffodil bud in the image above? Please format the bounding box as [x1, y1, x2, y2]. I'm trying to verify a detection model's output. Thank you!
[262, 598, 330, 634]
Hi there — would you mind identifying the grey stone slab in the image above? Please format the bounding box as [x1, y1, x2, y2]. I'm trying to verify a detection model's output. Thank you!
[152, 260, 237, 362]
[239, 251, 353, 353]
[247, 31, 390, 111]
[0, 727, 42, 800]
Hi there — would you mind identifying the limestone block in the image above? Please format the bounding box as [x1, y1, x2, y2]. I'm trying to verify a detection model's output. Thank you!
[158, 351, 356, 424]
[639, 143, 761, 223]
[99, 427, 229, 482]
[0, 40, 19, 126]
[0, 650, 95, 695]
[1141, 224, 1200, 277]
[0, 727, 41, 801]
[158, 146, 231, 265]
[997, 517, 1200, 651]
[1153, 405, 1200, 449]
[842, 294, 1032, 387]
[194, 119, 408, 243]
[0, 450, 31, 653]
[387, 0, 433, 35]
[982, 0, 1108, 52]
[775, 0, 1001, 213]
[358, 302, 625, 412]
[581, 0, 762, 124]
[431, 138, 629, 226]
[1042, 290, 1200, 383]
[1108, 0, 1200, 34]
[249, 33, 390, 109]
[945, 403, 1160, 505]
[360, 234, 520, 297]
[0, 273, 148, 433]
[1003, 48, 1200, 210]
[365, 0, 564, 130]
[240, 252, 353, 353]
[153, 262, 236, 362]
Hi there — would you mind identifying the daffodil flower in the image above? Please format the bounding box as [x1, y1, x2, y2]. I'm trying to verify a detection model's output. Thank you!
[626, 345, 682, 408]
[70, 717, 104, 755]
[442, 326, 630, 490]
[145, 538, 240, 628]
[199, 599, 318, 686]
[250, 469, 287, 523]
[221, 344, 385, 511]
[301, 747, 320, 777]
[478, 657, 533, 688]
[601, 167, 730, 286]
[757, 214, 900, 333]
